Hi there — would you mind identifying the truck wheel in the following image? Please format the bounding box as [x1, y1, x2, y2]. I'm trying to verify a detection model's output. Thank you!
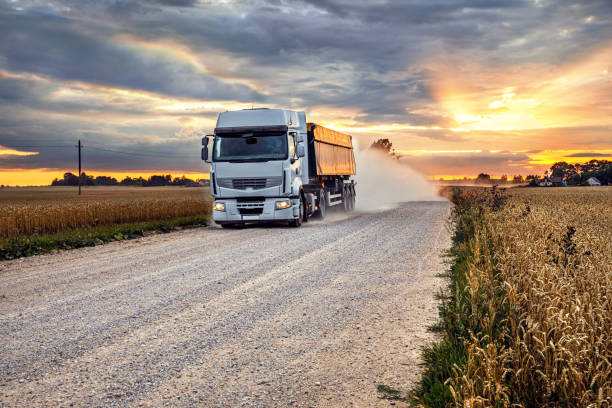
[220, 223, 235, 229]
[301, 192, 309, 223]
[313, 188, 327, 220]
[289, 195, 304, 227]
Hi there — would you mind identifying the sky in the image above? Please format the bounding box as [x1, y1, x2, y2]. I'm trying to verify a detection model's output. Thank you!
[0, 0, 611, 185]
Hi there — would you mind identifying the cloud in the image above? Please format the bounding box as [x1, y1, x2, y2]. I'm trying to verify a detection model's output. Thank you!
[0, 102, 211, 171]
[146, 0, 198, 6]
[399, 150, 533, 177]
[1, 0, 611, 179]
[0, 73, 222, 118]
[0, 12, 263, 102]
[565, 152, 611, 158]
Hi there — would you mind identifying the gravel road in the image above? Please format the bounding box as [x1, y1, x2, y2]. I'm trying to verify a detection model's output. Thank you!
[0, 201, 450, 407]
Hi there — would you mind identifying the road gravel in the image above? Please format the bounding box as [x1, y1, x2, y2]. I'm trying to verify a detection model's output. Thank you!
[0, 201, 450, 407]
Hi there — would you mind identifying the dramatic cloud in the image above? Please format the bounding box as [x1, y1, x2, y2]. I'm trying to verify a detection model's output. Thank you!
[0, 0, 611, 183]
[0, 13, 263, 101]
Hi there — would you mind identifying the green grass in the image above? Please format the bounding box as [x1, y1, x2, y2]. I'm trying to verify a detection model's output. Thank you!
[410, 187, 508, 407]
[0, 215, 210, 260]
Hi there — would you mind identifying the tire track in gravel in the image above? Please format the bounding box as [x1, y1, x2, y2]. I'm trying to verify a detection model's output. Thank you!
[0, 201, 450, 407]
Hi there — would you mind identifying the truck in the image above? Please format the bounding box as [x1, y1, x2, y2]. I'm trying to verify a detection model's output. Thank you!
[201, 108, 356, 228]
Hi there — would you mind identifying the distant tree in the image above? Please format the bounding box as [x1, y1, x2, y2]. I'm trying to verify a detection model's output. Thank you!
[369, 138, 393, 153]
[120, 176, 147, 186]
[172, 175, 196, 186]
[525, 174, 538, 186]
[500, 174, 508, 184]
[546, 160, 612, 185]
[550, 162, 578, 180]
[94, 176, 118, 185]
[79, 172, 96, 186]
[120, 176, 135, 186]
[53, 172, 79, 186]
[512, 175, 524, 183]
[148, 174, 172, 186]
[475, 173, 491, 184]
[369, 138, 399, 159]
[575, 159, 611, 185]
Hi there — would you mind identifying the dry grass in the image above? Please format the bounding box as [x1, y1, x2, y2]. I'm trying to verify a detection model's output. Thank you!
[0, 186, 212, 238]
[448, 187, 611, 407]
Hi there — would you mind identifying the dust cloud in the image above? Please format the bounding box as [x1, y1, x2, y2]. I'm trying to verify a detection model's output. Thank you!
[354, 149, 442, 211]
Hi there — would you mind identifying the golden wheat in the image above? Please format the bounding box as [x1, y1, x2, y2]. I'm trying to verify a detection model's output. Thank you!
[0, 186, 212, 238]
[449, 187, 611, 407]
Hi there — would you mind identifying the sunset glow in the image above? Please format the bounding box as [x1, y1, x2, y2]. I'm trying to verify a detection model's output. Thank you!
[1, 1, 611, 184]
[0, 169, 209, 187]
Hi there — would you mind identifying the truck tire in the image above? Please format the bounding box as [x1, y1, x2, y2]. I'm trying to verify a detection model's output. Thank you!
[289, 195, 304, 227]
[302, 192, 309, 223]
[313, 188, 327, 220]
[220, 223, 236, 229]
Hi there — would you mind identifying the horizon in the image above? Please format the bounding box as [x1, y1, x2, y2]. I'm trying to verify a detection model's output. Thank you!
[3, 157, 609, 187]
[1, 1, 611, 184]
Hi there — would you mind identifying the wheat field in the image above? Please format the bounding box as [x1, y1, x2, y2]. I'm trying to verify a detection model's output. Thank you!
[448, 187, 611, 407]
[0, 186, 212, 238]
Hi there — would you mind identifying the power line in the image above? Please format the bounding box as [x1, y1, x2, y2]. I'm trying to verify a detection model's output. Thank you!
[1, 143, 195, 159]
[86, 145, 194, 159]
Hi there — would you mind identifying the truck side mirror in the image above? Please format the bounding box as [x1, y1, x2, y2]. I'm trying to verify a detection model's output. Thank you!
[296, 144, 305, 158]
[202, 136, 210, 162]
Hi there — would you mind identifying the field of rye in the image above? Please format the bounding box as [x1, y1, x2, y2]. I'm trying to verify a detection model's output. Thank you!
[0, 186, 212, 239]
[416, 186, 611, 407]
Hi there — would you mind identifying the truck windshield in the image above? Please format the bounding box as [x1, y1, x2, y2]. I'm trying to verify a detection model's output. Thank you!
[213, 133, 288, 162]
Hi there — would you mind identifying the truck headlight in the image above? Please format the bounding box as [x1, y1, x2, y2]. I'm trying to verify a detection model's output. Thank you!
[275, 200, 291, 210]
[213, 202, 225, 211]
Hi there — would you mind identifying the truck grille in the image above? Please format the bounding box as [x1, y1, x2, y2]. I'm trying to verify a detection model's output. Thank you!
[236, 200, 265, 215]
[216, 177, 282, 190]
[238, 208, 264, 215]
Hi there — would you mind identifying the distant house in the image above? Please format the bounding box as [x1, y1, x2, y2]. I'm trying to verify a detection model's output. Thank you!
[586, 177, 601, 186]
[551, 177, 565, 187]
[538, 177, 552, 187]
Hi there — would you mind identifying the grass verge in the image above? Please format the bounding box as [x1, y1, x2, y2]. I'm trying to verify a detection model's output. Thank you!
[411, 187, 509, 407]
[412, 186, 611, 407]
[0, 215, 210, 260]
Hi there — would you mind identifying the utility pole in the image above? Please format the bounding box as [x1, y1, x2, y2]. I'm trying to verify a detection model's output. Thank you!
[77, 139, 82, 195]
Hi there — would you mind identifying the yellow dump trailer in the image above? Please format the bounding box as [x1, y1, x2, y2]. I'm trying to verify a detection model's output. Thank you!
[307, 123, 356, 177]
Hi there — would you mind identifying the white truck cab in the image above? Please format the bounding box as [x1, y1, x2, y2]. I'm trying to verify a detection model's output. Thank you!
[202, 108, 355, 228]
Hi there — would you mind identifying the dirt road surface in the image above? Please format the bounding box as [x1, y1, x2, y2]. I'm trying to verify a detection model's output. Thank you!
[0, 201, 450, 407]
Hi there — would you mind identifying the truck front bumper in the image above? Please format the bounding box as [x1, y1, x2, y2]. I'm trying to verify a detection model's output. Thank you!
[213, 197, 301, 224]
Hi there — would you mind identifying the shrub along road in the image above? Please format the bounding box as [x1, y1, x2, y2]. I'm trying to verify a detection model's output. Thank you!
[0, 201, 450, 407]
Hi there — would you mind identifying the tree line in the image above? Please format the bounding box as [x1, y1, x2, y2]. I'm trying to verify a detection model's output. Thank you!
[51, 173, 203, 187]
[369, 138, 610, 185]
[545, 160, 611, 185]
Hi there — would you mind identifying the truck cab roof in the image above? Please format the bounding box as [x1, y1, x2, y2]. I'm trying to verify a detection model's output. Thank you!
[216, 109, 304, 130]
